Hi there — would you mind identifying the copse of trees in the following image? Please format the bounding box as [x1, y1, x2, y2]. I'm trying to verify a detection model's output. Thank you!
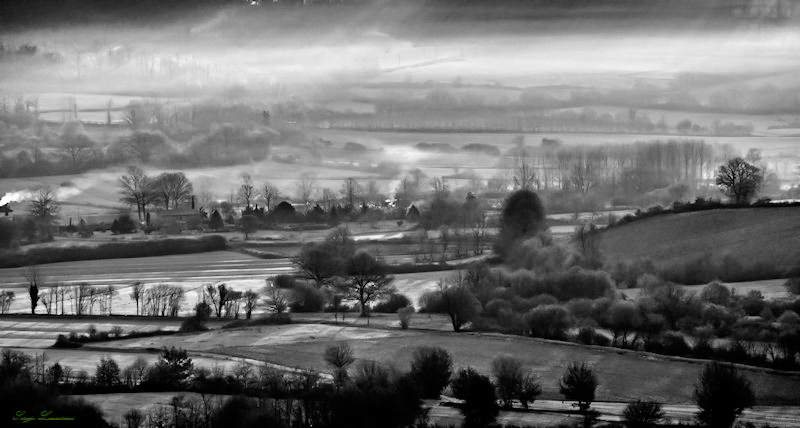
[495, 189, 547, 258]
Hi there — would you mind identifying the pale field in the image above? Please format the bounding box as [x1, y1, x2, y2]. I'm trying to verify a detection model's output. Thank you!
[9, 347, 241, 375]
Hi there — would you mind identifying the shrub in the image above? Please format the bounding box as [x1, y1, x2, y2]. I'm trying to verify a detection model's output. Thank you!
[484, 298, 513, 319]
[577, 326, 595, 345]
[694, 362, 756, 428]
[450, 367, 499, 428]
[740, 290, 766, 316]
[53, 334, 81, 348]
[398, 306, 414, 329]
[523, 304, 574, 340]
[567, 298, 594, 320]
[622, 400, 664, 428]
[491, 356, 541, 410]
[410, 346, 453, 399]
[323, 342, 356, 388]
[701, 281, 732, 306]
[180, 317, 209, 332]
[289, 282, 326, 312]
[273, 274, 296, 289]
[528, 293, 558, 307]
[658, 332, 692, 356]
[110, 215, 137, 234]
[373, 293, 412, 313]
[786, 278, 800, 295]
[95, 356, 120, 388]
[511, 267, 615, 301]
[777, 310, 800, 327]
[558, 362, 598, 413]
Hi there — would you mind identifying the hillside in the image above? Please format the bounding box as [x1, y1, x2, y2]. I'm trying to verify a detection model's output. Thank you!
[599, 207, 800, 275]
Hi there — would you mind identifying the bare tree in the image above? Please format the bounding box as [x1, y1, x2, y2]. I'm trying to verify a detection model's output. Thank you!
[510, 136, 537, 190]
[237, 174, 257, 209]
[28, 184, 60, 241]
[105, 285, 117, 316]
[260, 182, 280, 211]
[24, 265, 42, 314]
[60, 131, 96, 173]
[119, 166, 157, 221]
[69, 283, 90, 316]
[341, 177, 362, 209]
[154, 172, 194, 210]
[40, 285, 57, 315]
[206, 283, 232, 318]
[243, 290, 259, 319]
[295, 171, 317, 209]
[0, 291, 15, 314]
[130, 282, 145, 315]
[264, 279, 288, 315]
[341, 251, 395, 317]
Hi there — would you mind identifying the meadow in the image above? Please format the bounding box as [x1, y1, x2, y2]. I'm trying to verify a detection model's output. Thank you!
[600, 207, 800, 274]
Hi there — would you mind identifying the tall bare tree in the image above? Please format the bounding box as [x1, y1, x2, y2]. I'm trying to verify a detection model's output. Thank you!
[130, 282, 145, 316]
[296, 172, 317, 209]
[28, 183, 60, 241]
[341, 177, 362, 209]
[260, 182, 280, 211]
[341, 251, 395, 317]
[237, 174, 257, 209]
[154, 172, 193, 210]
[60, 130, 96, 173]
[119, 166, 157, 221]
[24, 265, 43, 314]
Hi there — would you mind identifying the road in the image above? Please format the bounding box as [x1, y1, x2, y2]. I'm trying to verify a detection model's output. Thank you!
[429, 399, 800, 428]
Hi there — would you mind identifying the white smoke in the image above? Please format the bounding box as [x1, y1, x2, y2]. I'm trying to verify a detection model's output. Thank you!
[0, 191, 33, 206]
[0, 185, 81, 206]
[56, 187, 81, 200]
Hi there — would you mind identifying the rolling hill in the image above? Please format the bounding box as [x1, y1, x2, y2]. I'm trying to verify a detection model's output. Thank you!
[599, 207, 800, 277]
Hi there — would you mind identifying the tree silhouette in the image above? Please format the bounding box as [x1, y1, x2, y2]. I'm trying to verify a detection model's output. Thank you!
[495, 189, 546, 258]
[715, 157, 763, 204]
[451, 367, 498, 428]
[694, 362, 755, 428]
[559, 362, 598, 413]
[410, 346, 453, 399]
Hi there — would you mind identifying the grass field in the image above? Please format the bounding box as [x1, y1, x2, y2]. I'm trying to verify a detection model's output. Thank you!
[599, 207, 800, 275]
[89, 323, 800, 406]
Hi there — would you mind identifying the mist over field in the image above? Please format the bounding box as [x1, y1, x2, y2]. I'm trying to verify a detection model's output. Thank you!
[3, 3, 800, 428]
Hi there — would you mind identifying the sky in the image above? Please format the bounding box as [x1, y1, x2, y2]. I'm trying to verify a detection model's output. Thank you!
[0, 0, 798, 98]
